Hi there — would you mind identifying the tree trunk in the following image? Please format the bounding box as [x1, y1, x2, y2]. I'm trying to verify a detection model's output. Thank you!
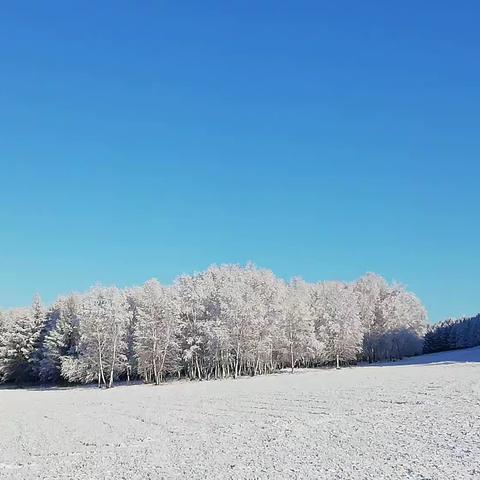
[108, 332, 118, 388]
[290, 343, 295, 374]
[98, 344, 107, 387]
[97, 334, 106, 388]
[234, 342, 241, 379]
[195, 354, 202, 380]
[159, 339, 170, 383]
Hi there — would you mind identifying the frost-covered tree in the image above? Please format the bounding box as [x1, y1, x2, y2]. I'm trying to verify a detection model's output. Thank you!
[208, 264, 285, 378]
[175, 272, 212, 380]
[424, 314, 480, 353]
[0, 298, 46, 383]
[0, 266, 431, 385]
[27, 295, 48, 381]
[224, 264, 284, 378]
[281, 278, 317, 372]
[0, 311, 7, 345]
[39, 295, 81, 382]
[0, 310, 9, 379]
[378, 287, 427, 359]
[312, 282, 363, 367]
[354, 275, 427, 362]
[134, 279, 180, 384]
[174, 264, 285, 380]
[354, 273, 389, 362]
[62, 287, 130, 387]
[124, 287, 141, 381]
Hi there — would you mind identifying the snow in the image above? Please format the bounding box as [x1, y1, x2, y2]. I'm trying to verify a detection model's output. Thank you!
[1, 348, 479, 480]
[367, 345, 480, 366]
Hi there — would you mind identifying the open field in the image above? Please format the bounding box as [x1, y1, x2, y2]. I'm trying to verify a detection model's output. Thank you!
[1, 348, 479, 480]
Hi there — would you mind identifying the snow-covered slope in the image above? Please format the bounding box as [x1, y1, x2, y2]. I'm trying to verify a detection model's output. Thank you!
[368, 345, 480, 366]
[1, 349, 479, 479]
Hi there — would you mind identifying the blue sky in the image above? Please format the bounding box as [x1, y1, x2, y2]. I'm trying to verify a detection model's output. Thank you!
[0, 1, 479, 322]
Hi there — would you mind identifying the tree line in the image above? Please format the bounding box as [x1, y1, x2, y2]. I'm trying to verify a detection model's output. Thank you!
[0, 265, 428, 387]
[423, 314, 480, 354]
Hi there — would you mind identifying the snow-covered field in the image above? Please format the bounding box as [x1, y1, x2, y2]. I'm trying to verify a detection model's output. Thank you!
[1, 348, 479, 480]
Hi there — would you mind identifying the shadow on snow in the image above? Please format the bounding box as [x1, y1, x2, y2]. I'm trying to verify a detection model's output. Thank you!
[363, 346, 480, 367]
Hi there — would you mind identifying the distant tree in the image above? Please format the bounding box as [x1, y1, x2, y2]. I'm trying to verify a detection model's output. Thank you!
[424, 314, 480, 354]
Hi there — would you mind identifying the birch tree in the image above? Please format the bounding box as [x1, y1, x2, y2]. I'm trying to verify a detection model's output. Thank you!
[134, 279, 180, 384]
[312, 282, 363, 367]
[175, 272, 211, 380]
[379, 286, 427, 359]
[63, 286, 130, 387]
[354, 273, 390, 362]
[281, 278, 318, 372]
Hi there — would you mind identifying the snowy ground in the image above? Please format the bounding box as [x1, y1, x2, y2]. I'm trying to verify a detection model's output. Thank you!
[1, 348, 479, 480]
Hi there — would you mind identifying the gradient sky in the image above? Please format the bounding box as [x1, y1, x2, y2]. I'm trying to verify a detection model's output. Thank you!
[1, 1, 479, 322]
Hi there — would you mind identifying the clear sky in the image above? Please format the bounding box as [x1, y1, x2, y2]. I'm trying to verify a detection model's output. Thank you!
[0, 1, 479, 322]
